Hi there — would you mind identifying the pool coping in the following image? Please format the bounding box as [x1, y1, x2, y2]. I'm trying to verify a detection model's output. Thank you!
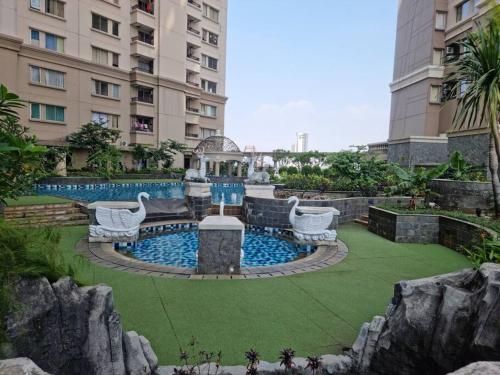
[76, 237, 348, 280]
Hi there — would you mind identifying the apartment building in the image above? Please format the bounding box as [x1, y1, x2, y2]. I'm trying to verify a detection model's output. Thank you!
[0, 0, 228, 169]
[382, 0, 498, 167]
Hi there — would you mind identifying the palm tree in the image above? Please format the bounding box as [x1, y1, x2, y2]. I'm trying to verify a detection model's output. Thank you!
[448, 7, 500, 216]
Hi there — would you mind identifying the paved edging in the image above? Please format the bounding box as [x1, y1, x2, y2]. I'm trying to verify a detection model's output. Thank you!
[76, 237, 348, 280]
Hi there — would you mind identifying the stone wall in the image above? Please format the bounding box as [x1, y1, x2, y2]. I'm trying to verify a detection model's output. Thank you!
[186, 195, 212, 220]
[242, 196, 412, 229]
[430, 179, 492, 212]
[387, 141, 448, 167]
[368, 207, 439, 243]
[448, 132, 489, 168]
[368, 207, 495, 250]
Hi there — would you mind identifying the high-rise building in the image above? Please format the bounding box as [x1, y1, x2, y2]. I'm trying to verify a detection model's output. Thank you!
[384, 0, 498, 167]
[0, 0, 228, 169]
[296, 132, 308, 153]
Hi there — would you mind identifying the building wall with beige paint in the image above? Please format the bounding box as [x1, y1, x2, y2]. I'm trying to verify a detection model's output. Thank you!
[0, 0, 228, 169]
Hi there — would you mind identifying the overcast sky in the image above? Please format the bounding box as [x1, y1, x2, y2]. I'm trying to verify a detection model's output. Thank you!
[224, 0, 398, 152]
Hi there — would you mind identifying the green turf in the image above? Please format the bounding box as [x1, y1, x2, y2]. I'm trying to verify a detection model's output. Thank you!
[5, 195, 73, 206]
[60, 223, 471, 366]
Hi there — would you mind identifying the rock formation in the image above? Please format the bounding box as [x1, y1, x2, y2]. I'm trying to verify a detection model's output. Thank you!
[2, 277, 158, 375]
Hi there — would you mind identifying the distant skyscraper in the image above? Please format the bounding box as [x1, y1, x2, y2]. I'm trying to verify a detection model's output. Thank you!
[296, 133, 308, 152]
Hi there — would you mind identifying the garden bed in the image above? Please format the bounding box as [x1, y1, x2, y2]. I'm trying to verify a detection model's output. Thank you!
[368, 206, 497, 251]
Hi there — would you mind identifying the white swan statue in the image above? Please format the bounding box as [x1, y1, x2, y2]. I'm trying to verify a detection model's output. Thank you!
[89, 192, 150, 239]
[288, 196, 337, 241]
[185, 151, 210, 182]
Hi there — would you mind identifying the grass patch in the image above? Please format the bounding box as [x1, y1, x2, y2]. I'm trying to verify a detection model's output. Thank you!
[4, 195, 73, 206]
[377, 204, 500, 234]
[56, 223, 471, 365]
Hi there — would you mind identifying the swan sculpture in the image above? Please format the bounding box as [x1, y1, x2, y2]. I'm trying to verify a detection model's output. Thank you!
[89, 192, 150, 238]
[288, 196, 337, 241]
[185, 151, 210, 182]
[247, 156, 270, 184]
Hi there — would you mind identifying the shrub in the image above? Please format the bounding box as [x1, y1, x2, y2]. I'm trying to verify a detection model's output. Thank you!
[463, 238, 500, 268]
[281, 174, 332, 191]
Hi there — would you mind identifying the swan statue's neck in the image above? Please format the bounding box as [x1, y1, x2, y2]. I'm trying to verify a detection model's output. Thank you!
[289, 197, 299, 226]
[137, 193, 147, 216]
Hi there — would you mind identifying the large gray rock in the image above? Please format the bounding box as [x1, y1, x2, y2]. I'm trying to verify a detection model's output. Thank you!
[0, 357, 51, 375]
[447, 361, 500, 374]
[351, 263, 500, 375]
[3, 277, 158, 375]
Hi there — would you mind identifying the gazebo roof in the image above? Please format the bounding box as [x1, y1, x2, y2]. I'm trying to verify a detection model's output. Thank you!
[194, 135, 241, 153]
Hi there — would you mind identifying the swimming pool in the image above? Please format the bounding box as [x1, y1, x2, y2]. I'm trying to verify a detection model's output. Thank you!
[35, 182, 244, 205]
[116, 229, 315, 268]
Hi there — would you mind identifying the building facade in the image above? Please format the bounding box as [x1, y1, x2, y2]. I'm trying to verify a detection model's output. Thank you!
[0, 0, 228, 170]
[385, 0, 498, 167]
[290, 132, 308, 153]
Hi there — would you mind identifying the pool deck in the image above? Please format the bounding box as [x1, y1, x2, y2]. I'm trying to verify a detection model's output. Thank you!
[76, 236, 348, 280]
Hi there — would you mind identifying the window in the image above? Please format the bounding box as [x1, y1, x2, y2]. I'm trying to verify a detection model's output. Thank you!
[30, 66, 41, 83]
[112, 21, 119, 37]
[138, 57, 153, 73]
[429, 85, 441, 104]
[92, 47, 108, 65]
[132, 116, 153, 132]
[436, 11, 447, 30]
[201, 79, 217, 93]
[202, 29, 218, 46]
[92, 112, 118, 128]
[137, 87, 154, 103]
[30, 0, 41, 10]
[92, 79, 120, 99]
[200, 103, 216, 117]
[432, 49, 444, 65]
[445, 43, 460, 62]
[459, 80, 469, 97]
[201, 54, 218, 70]
[138, 29, 154, 45]
[45, 33, 64, 52]
[45, 105, 65, 122]
[92, 14, 108, 33]
[30, 103, 40, 119]
[30, 29, 40, 46]
[202, 3, 219, 22]
[201, 127, 216, 139]
[45, 69, 64, 88]
[137, 0, 154, 15]
[112, 53, 119, 67]
[46, 0, 64, 17]
[456, 0, 477, 22]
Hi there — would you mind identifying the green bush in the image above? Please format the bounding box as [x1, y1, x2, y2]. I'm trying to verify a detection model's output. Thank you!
[281, 174, 332, 191]
[463, 238, 500, 268]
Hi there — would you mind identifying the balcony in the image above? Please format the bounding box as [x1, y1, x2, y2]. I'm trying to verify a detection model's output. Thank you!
[131, 3, 155, 29]
[187, 0, 201, 9]
[131, 116, 154, 133]
[131, 38, 156, 59]
[130, 131, 154, 145]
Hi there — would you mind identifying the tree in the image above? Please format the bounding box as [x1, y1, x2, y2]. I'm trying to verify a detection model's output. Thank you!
[447, 9, 500, 215]
[131, 140, 187, 171]
[66, 122, 122, 176]
[132, 144, 149, 170]
[272, 149, 292, 173]
[0, 85, 46, 203]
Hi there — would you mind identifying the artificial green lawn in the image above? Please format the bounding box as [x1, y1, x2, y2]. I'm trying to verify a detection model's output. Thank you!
[5, 195, 73, 206]
[60, 223, 471, 366]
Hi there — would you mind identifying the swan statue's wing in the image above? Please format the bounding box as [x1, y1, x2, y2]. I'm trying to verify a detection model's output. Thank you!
[96, 206, 137, 230]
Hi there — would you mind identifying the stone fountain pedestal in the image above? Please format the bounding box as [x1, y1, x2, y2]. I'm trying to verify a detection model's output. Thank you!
[197, 216, 244, 275]
[244, 184, 275, 199]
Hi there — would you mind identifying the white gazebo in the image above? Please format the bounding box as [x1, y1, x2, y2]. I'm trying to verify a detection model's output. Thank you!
[191, 135, 244, 177]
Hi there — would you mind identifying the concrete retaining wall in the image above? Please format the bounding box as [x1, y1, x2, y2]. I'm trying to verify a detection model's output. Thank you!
[430, 179, 492, 212]
[368, 206, 494, 251]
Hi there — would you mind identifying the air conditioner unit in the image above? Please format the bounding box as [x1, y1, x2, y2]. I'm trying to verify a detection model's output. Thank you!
[445, 46, 456, 55]
[121, 141, 128, 147]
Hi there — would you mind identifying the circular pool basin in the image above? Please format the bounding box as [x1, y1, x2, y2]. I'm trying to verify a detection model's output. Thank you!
[120, 230, 315, 268]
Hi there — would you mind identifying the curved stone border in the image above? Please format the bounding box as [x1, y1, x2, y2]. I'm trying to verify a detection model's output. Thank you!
[76, 237, 348, 280]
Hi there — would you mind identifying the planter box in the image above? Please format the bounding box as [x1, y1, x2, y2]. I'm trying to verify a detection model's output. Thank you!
[430, 179, 492, 212]
[368, 206, 495, 251]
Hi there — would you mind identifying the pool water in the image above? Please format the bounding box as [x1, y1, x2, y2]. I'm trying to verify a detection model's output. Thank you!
[35, 182, 244, 205]
[119, 230, 314, 268]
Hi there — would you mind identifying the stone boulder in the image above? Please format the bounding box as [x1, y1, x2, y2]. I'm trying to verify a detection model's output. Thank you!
[3, 277, 159, 375]
[350, 263, 500, 375]
[446, 362, 500, 374]
[0, 357, 51, 375]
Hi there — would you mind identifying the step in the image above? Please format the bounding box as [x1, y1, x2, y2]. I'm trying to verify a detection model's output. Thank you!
[4, 208, 82, 219]
[354, 218, 369, 227]
[4, 203, 75, 212]
[360, 214, 369, 221]
[6, 213, 88, 226]
[13, 219, 89, 228]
